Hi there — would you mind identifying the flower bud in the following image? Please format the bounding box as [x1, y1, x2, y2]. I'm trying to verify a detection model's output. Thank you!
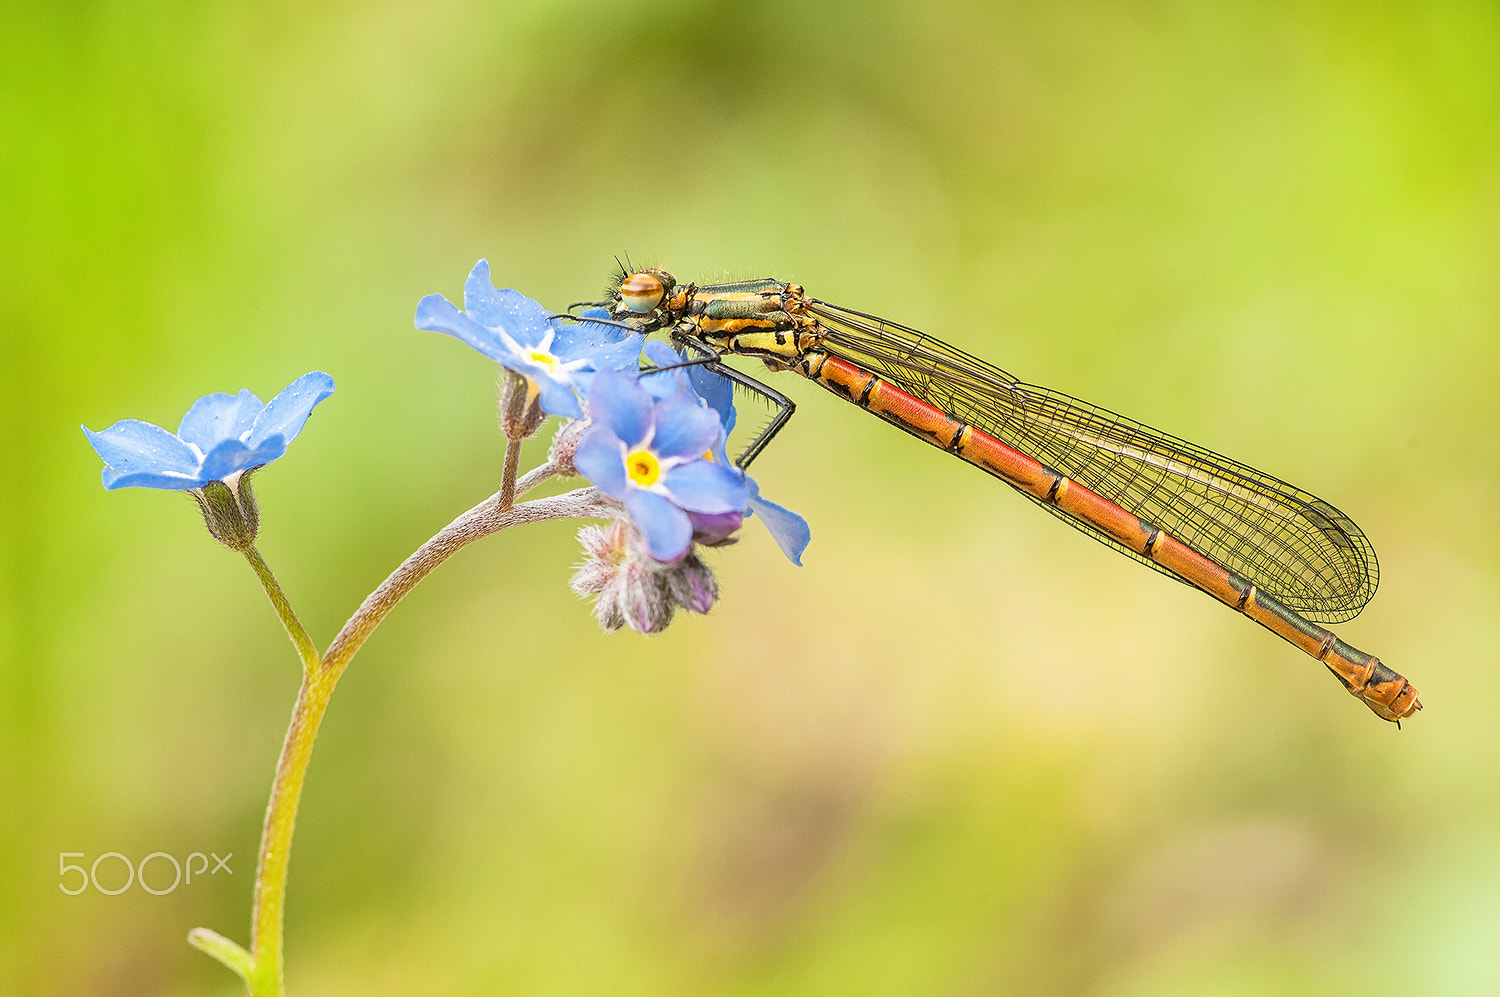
[665, 549, 718, 614]
[688, 509, 743, 548]
[548, 418, 589, 477]
[569, 519, 722, 634]
[498, 368, 546, 441]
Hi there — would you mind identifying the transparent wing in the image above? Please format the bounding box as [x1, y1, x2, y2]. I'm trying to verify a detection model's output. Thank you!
[808, 299, 1378, 622]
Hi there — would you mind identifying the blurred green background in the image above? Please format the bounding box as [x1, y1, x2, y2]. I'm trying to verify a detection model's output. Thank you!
[4, 1, 1499, 994]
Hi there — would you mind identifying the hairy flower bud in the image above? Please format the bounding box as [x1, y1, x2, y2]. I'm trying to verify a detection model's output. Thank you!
[548, 418, 589, 477]
[569, 520, 722, 634]
[498, 368, 546, 441]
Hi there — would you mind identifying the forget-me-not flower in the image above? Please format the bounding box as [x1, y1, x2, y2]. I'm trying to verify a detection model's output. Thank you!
[573, 369, 749, 563]
[83, 371, 335, 491]
[83, 371, 335, 549]
[415, 259, 643, 420]
[641, 342, 812, 565]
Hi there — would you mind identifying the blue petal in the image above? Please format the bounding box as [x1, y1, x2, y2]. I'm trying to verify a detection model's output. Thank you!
[587, 370, 653, 449]
[573, 424, 629, 497]
[641, 339, 681, 367]
[460, 261, 553, 345]
[651, 391, 721, 459]
[415, 294, 506, 363]
[553, 316, 636, 353]
[565, 327, 645, 372]
[461, 259, 504, 326]
[532, 375, 585, 420]
[686, 364, 736, 435]
[199, 437, 288, 481]
[639, 341, 685, 400]
[177, 389, 263, 451]
[248, 371, 335, 448]
[748, 487, 811, 566]
[487, 287, 554, 347]
[660, 459, 748, 514]
[101, 467, 211, 490]
[84, 420, 202, 479]
[570, 367, 603, 399]
[707, 435, 732, 467]
[625, 488, 693, 562]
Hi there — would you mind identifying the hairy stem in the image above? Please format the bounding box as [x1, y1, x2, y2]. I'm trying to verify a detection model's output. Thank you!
[244, 544, 319, 671]
[322, 480, 607, 675]
[195, 472, 610, 996]
[498, 430, 523, 511]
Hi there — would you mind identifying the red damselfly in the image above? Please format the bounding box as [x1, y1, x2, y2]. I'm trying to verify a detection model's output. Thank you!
[602, 269, 1419, 723]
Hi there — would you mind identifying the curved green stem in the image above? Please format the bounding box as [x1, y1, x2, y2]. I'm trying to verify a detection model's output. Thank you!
[244, 665, 332, 994]
[190, 467, 616, 997]
[187, 927, 254, 980]
[243, 544, 319, 672]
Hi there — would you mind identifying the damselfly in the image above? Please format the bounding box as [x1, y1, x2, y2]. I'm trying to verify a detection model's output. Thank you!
[598, 268, 1420, 723]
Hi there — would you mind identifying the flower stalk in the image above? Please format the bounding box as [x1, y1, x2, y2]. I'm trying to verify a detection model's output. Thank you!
[191, 471, 619, 996]
[90, 261, 811, 996]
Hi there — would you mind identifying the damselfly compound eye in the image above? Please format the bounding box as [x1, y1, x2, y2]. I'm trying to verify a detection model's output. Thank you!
[619, 271, 668, 313]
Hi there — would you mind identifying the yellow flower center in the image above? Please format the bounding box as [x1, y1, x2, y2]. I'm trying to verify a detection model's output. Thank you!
[527, 350, 558, 371]
[626, 449, 661, 487]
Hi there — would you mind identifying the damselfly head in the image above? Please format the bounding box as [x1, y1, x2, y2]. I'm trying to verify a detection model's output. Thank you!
[616, 269, 676, 314]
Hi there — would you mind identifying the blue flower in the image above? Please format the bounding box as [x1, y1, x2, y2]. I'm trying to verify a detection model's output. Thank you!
[640, 342, 812, 566]
[83, 371, 335, 491]
[573, 370, 750, 562]
[415, 259, 643, 420]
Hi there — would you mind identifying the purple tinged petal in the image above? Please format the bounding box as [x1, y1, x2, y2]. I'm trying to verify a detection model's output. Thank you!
[659, 459, 748, 513]
[688, 509, 743, 546]
[248, 371, 334, 448]
[651, 392, 722, 459]
[625, 488, 693, 561]
[176, 389, 263, 450]
[415, 293, 506, 362]
[587, 370, 653, 448]
[573, 424, 629, 497]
